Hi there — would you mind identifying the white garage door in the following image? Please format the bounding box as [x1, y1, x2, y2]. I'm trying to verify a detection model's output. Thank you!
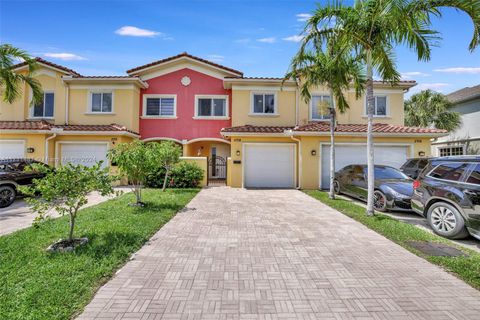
[320, 144, 409, 189]
[244, 144, 295, 188]
[0, 140, 25, 159]
[61, 143, 108, 168]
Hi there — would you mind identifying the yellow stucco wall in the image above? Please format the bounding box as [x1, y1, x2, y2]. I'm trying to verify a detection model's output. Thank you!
[68, 87, 140, 131]
[231, 89, 297, 127]
[0, 133, 48, 161]
[180, 156, 208, 186]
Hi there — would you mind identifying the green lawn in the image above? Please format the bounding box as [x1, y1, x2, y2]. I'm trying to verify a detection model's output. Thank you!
[304, 190, 480, 290]
[0, 188, 199, 320]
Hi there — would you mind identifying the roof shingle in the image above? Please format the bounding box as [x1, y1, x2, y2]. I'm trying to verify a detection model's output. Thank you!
[126, 52, 243, 76]
[447, 84, 480, 103]
[12, 57, 81, 76]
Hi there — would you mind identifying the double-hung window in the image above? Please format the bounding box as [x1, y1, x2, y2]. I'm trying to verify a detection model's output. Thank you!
[311, 95, 331, 120]
[90, 92, 113, 113]
[365, 95, 388, 116]
[252, 93, 276, 114]
[32, 92, 54, 118]
[196, 96, 228, 118]
[143, 95, 176, 117]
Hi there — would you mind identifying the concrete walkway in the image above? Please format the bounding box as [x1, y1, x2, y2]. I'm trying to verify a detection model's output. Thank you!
[78, 187, 480, 319]
[0, 187, 128, 236]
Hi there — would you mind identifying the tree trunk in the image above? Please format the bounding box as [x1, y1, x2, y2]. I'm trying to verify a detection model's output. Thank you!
[162, 168, 169, 192]
[366, 50, 375, 216]
[329, 89, 336, 200]
[134, 184, 142, 204]
[68, 211, 76, 241]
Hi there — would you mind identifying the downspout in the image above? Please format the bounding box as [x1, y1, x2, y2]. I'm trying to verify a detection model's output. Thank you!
[64, 82, 70, 125]
[45, 133, 57, 165]
[288, 131, 302, 189]
[295, 86, 299, 126]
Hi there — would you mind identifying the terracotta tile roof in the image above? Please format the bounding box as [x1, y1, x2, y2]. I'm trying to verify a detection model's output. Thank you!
[126, 52, 243, 76]
[447, 84, 480, 103]
[70, 75, 139, 79]
[294, 122, 447, 134]
[224, 76, 287, 80]
[0, 121, 139, 135]
[12, 57, 81, 76]
[221, 125, 294, 133]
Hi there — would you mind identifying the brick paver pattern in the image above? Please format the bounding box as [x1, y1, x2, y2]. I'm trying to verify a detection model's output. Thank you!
[78, 188, 480, 319]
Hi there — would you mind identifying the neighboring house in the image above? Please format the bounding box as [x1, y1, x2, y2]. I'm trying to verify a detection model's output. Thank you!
[432, 84, 480, 156]
[0, 53, 447, 188]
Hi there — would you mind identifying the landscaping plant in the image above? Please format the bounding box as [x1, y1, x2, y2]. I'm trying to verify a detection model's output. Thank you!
[157, 141, 182, 191]
[19, 162, 114, 250]
[169, 161, 204, 188]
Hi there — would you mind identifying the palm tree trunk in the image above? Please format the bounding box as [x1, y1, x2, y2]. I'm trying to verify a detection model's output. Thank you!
[366, 50, 375, 216]
[329, 89, 336, 200]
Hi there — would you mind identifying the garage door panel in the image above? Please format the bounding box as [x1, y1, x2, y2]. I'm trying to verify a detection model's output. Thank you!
[0, 141, 25, 159]
[321, 144, 408, 189]
[244, 144, 295, 188]
[61, 143, 108, 168]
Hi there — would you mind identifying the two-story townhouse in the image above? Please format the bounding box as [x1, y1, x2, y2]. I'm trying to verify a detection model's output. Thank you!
[0, 58, 145, 169]
[221, 78, 447, 189]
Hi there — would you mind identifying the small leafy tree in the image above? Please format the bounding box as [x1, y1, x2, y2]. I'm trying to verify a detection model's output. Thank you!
[19, 162, 114, 242]
[158, 141, 182, 191]
[108, 140, 163, 205]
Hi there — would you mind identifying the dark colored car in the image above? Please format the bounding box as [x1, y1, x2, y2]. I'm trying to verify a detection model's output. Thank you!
[411, 156, 480, 240]
[0, 159, 50, 208]
[400, 158, 430, 179]
[333, 164, 414, 212]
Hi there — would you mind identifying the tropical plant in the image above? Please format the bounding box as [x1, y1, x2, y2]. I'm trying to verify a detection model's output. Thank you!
[302, 0, 480, 215]
[19, 162, 114, 243]
[157, 141, 182, 191]
[405, 89, 461, 131]
[146, 161, 204, 189]
[286, 43, 365, 199]
[0, 44, 43, 105]
[108, 140, 164, 205]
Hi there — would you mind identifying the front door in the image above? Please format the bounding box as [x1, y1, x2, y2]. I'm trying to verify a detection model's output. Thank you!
[208, 144, 228, 182]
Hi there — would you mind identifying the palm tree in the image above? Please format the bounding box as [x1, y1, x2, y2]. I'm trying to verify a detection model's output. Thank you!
[302, 0, 479, 215]
[405, 90, 461, 131]
[286, 43, 365, 199]
[0, 44, 42, 105]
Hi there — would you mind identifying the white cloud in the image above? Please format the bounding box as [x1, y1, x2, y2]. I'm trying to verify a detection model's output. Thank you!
[257, 37, 276, 44]
[400, 71, 430, 79]
[282, 35, 304, 42]
[434, 67, 480, 74]
[43, 53, 86, 61]
[296, 13, 312, 22]
[207, 54, 224, 63]
[410, 82, 450, 94]
[115, 26, 161, 37]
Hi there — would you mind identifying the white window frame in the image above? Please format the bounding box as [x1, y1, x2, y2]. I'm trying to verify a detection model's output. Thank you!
[364, 95, 389, 117]
[142, 94, 177, 119]
[193, 95, 229, 120]
[31, 91, 55, 119]
[88, 91, 114, 114]
[250, 92, 278, 116]
[310, 94, 332, 121]
[438, 145, 465, 157]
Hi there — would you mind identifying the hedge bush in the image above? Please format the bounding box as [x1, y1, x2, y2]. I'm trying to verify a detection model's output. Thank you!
[146, 161, 204, 188]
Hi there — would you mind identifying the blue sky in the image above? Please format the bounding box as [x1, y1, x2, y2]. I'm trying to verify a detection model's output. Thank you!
[1, 0, 479, 97]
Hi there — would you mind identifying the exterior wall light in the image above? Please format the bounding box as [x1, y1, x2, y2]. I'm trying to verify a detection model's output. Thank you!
[418, 151, 426, 157]
[26, 147, 35, 153]
[236, 150, 241, 156]
[311, 150, 317, 156]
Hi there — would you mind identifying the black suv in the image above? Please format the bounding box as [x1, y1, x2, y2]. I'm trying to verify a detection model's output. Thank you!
[0, 159, 50, 208]
[411, 156, 480, 240]
[400, 158, 429, 179]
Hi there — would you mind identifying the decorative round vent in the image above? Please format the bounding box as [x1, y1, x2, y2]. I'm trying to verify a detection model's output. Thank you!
[181, 76, 191, 86]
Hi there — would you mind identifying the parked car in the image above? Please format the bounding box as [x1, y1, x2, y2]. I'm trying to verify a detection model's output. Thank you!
[333, 164, 414, 212]
[0, 159, 50, 208]
[400, 158, 430, 179]
[411, 156, 480, 240]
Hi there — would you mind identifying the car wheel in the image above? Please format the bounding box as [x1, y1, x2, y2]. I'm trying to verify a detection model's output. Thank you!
[373, 190, 387, 212]
[333, 180, 341, 194]
[0, 185, 16, 208]
[427, 202, 469, 239]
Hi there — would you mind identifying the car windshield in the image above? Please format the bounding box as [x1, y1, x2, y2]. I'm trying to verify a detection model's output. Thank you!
[373, 166, 409, 179]
[0, 163, 15, 172]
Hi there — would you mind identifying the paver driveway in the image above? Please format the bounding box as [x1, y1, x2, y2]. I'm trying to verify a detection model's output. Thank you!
[78, 187, 480, 319]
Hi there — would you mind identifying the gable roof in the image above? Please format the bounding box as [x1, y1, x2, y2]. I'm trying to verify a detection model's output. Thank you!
[447, 84, 480, 104]
[12, 57, 81, 76]
[126, 52, 243, 77]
